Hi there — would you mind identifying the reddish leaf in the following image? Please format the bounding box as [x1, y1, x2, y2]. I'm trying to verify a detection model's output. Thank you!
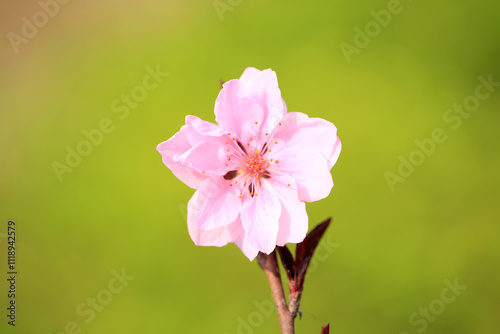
[277, 246, 295, 281]
[321, 323, 330, 334]
[296, 217, 331, 278]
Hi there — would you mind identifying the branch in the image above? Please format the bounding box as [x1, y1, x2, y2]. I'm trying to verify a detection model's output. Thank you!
[257, 251, 295, 334]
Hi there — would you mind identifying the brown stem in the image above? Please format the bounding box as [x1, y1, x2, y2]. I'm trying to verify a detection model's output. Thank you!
[288, 286, 302, 319]
[257, 251, 295, 334]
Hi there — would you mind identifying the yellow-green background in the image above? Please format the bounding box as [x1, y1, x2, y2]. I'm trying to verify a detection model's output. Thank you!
[1, 0, 499, 333]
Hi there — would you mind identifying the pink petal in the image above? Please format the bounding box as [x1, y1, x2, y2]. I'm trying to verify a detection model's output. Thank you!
[174, 138, 228, 177]
[269, 176, 308, 246]
[329, 135, 342, 169]
[239, 68, 285, 136]
[226, 218, 260, 260]
[272, 112, 340, 202]
[188, 178, 242, 231]
[239, 67, 262, 82]
[157, 116, 226, 188]
[273, 112, 340, 164]
[188, 213, 232, 247]
[275, 149, 333, 202]
[240, 181, 281, 254]
[157, 124, 207, 189]
[214, 80, 264, 145]
[185, 115, 225, 144]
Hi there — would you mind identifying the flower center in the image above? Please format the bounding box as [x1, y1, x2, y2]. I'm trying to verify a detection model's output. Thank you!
[223, 135, 280, 198]
[245, 149, 268, 179]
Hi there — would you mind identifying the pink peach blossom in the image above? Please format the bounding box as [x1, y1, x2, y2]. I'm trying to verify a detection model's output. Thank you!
[157, 68, 341, 260]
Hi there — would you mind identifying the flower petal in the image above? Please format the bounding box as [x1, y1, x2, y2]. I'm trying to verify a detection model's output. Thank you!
[226, 218, 260, 261]
[214, 79, 264, 144]
[273, 112, 340, 163]
[185, 115, 225, 144]
[240, 181, 281, 254]
[269, 176, 308, 246]
[274, 150, 333, 202]
[157, 116, 228, 188]
[157, 124, 206, 189]
[271, 112, 340, 202]
[239, 68, 285, 135]
[329, 135, 342, 169]
[188, 214, 232, 247]
[174, 138, 228, 177]
[188, 178, 242, 231]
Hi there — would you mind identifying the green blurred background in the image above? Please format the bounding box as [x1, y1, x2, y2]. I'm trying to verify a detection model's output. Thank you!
[1, 0, 499, 333]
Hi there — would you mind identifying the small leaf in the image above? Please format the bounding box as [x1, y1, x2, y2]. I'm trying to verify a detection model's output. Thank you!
[321, 323, 330, 334]
[296, 218, 331, 279]
[277, 246, 295, 281]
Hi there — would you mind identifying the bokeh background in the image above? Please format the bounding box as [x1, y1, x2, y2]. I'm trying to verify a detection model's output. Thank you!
[1, 0, 499, 333]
